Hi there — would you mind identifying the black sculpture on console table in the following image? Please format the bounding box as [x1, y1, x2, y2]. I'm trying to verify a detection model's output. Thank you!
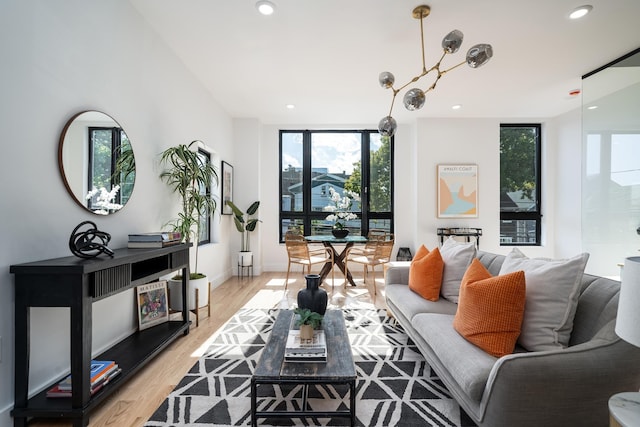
[68, 220, 114, 258]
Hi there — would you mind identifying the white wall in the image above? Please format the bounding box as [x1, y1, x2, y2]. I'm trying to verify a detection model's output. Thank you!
[0, 1, 234, 423]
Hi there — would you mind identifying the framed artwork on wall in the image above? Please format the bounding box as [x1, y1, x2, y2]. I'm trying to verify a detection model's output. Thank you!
[221, 161, 233, 215]
[136, 281, 169, 331]
[437, 164, 478, 218]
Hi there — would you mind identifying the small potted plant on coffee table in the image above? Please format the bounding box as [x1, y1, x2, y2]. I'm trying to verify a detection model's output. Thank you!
[294, 307, 323, 340]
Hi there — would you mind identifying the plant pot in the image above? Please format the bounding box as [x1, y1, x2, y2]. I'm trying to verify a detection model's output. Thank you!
[239, 251, 253, 267]
[299, 324, 314, 341]
[332, 229, 349, 239]
[168, 275, 209, 311]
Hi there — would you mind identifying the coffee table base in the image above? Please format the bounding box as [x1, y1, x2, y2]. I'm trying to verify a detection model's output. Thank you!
[251, 378, 356, 426]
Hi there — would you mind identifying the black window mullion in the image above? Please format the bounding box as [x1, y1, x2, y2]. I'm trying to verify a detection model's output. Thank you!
[360, 132, 370, 235]
[302, 131, 312, 235]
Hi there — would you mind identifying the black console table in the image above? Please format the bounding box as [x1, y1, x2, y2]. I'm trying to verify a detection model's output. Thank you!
[437, 227, 482, 249]
[10, 244, 191, 427]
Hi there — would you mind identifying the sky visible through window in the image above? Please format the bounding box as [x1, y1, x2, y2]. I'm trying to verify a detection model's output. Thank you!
[282, 132, 381, 176]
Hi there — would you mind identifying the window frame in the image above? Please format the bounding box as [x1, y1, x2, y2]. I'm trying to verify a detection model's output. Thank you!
[197, 148, 212, 246]
[499, 123, 542, 246]
[87, 126, 123, 209]
[279, 129, 394, 242]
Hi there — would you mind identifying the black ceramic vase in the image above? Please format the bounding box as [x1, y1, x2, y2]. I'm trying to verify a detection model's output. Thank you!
[297, 274, 328, 315]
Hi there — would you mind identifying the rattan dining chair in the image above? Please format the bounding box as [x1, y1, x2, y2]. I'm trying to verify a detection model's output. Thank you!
[284, 233, 335, 290]
[344, 233, 394, 295]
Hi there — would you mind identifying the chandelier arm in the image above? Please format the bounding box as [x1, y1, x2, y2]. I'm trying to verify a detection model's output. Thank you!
[440, 60, 467, 75]
[395, 70, 429, 94]
[419, 13, 427, 70]
[388, 92, 398, 117]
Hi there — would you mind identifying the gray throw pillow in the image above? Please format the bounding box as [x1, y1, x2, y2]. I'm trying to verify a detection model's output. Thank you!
[440, 237, 477, 303]
[499, 248, 589, 351]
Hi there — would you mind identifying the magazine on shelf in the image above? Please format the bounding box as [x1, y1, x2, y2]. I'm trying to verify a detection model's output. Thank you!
[284, 329, 327, 362]
[128, 232, 182, 242]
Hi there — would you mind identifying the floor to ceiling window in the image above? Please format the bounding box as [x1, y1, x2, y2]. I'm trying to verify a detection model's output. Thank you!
[279, 130, 393, 241]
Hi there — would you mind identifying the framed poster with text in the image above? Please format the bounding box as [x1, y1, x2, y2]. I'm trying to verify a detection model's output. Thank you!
[136, 281, 169, 330]
[437, 164, 478, 218]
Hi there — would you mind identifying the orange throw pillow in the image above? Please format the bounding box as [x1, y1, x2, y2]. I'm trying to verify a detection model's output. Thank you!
[453, 258, 526, 357]
[408, 245, 444, 301]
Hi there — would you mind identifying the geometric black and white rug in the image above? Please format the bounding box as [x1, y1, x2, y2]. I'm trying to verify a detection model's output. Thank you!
[144, 308, 476, 427]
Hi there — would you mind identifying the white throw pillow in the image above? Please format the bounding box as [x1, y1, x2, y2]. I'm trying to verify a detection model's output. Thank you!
[499, 248, 589, 351]
[440, 237, 477, 303]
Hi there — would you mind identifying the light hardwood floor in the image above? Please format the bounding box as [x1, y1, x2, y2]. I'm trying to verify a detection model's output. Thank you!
[29, 269, 387, 427]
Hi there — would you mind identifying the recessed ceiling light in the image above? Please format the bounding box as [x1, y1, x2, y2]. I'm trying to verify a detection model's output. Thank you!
[256, 1, 275, 16]
[452, 104, 462, 110]
[569, 5, 593, 20]
[286, 104, 295, 109]
[587, 105, 598, 110]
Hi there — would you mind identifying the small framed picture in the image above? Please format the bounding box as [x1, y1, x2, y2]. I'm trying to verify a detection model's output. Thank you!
[136, 281, 169, 330]
[437, 164, 478, 218]
[221, 161, 233, 215]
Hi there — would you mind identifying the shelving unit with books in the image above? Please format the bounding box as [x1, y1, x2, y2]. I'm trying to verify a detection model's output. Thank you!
[10, 244, 191, 427]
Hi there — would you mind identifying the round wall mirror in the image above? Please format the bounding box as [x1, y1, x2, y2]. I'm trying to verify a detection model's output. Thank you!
[58, 111, 136, 215]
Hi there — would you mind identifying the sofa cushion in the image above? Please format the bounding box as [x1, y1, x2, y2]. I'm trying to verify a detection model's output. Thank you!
[499, 248, 589, 351]
[440, 237, 477, 303]
[408, 245, 444, 301]
[453, 259, 526, 357]
[386, 283, 457, 323]
[414, 313, 497, 403]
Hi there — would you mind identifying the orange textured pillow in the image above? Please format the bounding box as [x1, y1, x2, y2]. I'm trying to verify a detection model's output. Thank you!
[408, 245, 444, 301]
[453, 258, 526, 357]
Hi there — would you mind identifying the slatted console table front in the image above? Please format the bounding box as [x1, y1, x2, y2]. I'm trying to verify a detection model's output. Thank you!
[10, 244, 191, 427]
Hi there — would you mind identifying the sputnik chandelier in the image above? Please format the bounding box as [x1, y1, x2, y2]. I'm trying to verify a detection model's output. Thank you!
[378, 5, 493, 137]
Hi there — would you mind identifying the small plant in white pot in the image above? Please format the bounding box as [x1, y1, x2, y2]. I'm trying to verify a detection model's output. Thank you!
[226, 200, 260, 268]
[159, 141, 218, 311]
[294, 307, 323, 340]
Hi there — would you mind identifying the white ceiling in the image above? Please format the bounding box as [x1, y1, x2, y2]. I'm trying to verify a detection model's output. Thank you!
[129, 0, 640, 126]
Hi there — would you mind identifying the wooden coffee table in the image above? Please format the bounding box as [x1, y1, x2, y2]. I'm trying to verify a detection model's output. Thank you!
[251, 309, 356, 426]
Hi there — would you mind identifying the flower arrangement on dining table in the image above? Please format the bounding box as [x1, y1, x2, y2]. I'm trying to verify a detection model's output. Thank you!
[323, 186, 360, 230]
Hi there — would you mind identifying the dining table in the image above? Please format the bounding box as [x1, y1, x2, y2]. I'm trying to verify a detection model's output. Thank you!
[304, 235, 368, 287]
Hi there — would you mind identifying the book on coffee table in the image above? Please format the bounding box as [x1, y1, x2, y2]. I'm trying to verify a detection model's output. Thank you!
[284, 329, 327, 362]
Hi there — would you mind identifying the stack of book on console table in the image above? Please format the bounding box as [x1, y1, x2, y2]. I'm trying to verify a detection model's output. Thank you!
[128, 232, 182, 248]
[284, 329, 327, 363]
[46, 360, 121, 398]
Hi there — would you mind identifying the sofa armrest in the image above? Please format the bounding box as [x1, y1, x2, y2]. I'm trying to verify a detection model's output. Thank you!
[480, 335, 640, 427]
[384, 262, 411, 286]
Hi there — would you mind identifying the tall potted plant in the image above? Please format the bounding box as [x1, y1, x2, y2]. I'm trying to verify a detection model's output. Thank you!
[160, 141, 218, 310]
[226, 200, 260, 267]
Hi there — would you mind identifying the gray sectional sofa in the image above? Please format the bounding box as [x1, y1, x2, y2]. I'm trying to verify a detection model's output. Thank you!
[385, 250, 640, 427]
